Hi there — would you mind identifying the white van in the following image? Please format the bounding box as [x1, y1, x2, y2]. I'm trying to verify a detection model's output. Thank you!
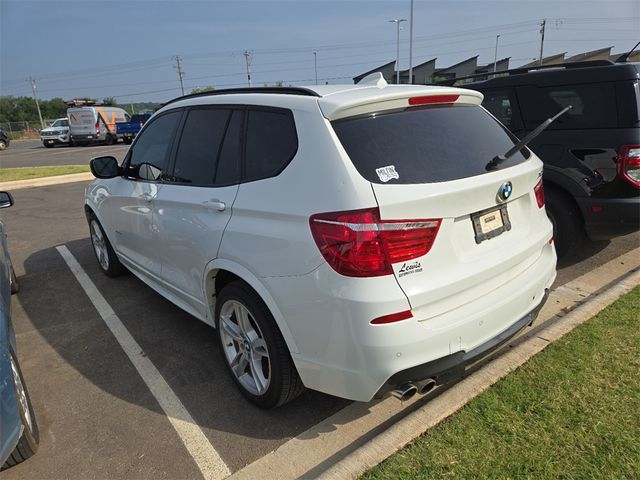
[67, 106, 129, 146]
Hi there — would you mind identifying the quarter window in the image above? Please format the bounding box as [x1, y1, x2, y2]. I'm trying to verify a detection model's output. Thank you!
[517, 83, 617, 130]
[244, 109, 297, 182]
[127, 110, 181, 181]
[481, 89, 516, 129]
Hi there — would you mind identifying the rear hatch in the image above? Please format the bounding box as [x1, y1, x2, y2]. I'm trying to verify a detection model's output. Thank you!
[330, 97, 550, 319]
[68, 108, 97, 135]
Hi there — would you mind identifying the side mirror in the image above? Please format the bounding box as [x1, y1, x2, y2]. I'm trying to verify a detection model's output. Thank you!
[90, 156, 121, 179]
[0, 191, 14, 209]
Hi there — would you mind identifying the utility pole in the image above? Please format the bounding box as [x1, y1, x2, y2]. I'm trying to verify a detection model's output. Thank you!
[313, 51, 318, 85]
[29, 76, 45, 129]
[538, 19, 546, 65]
[389, 19, 407, 84]
[174, 56, 185, 96]
[244, 51, 253, 87]
[408, 0, 414, 84]
[493, 34, 501, 74]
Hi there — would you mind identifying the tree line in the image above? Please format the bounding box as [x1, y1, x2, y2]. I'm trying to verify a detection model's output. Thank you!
[0, 96, 160, 124]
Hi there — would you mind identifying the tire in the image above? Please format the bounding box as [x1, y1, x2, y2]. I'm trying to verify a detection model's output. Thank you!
[10, 264, 19, 294]
[89, 216, 127, 277]
[43, 143, 53, 148]
[216, 281, 304, 408]
[68, 138, 75, 147]
[1, 350, 39, 470]
[0, 140, 7, 151]
[104, 134, 115, 146]
[545, 186, 583, 259]
[123, 137, 133, 145]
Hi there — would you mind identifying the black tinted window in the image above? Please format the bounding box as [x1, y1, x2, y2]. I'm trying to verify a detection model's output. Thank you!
[332, 105, 528, 185]
[128, 111, 181, 181]
[173, 109, 231, 185]
[517, 83, 617, 130]
[245, 109, 297, 182]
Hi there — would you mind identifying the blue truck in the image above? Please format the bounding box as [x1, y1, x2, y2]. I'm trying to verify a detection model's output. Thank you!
[115, 112, 152, 144]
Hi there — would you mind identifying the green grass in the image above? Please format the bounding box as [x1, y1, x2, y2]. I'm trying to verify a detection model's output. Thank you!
[363, 286, 640, 480]
[0, 165, 90, 182]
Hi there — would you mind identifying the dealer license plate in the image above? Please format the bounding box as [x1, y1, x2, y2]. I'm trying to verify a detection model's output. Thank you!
[472, 205, 511, 244]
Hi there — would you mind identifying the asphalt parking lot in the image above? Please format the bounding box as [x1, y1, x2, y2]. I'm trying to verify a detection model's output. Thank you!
[0, 139, 129, 168]
[1, 175, 639, 478]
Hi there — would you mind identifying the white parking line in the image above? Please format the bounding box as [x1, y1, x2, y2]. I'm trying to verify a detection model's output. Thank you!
[56, 245, 231, 480]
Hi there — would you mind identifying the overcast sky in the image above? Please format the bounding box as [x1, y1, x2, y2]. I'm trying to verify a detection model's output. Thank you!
[1, 0, 638, 103]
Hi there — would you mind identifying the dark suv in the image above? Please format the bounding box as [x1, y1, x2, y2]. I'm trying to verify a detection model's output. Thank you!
[458, 60, 640, 257]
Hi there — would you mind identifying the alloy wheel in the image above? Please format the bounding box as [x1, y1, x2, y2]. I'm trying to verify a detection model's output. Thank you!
[219, 300, 271, 396]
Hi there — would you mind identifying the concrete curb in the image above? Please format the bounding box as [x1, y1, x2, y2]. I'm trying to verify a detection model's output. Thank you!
[316, 269, 640, 480]
[0, 172, 94, 191]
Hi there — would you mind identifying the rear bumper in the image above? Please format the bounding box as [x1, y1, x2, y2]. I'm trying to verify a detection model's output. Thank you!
[71, 134, 101, 142]
[577, 196, 640, 240]
[264, 241, 557, 402]
[379, 288, 549, 396]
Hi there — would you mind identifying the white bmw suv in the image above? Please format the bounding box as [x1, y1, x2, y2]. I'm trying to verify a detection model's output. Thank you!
[85, 76, 556, 408]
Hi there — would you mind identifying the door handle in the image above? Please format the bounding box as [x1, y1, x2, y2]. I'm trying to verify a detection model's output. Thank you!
[203, 199, 226, 212]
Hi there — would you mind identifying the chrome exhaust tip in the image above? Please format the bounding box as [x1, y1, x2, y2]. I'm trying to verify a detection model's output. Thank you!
[391, 383, 418, 401]
[416, 378, 437, 395]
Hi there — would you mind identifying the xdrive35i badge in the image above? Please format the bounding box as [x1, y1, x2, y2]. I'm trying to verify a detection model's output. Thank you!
[497, 181, 513, 203]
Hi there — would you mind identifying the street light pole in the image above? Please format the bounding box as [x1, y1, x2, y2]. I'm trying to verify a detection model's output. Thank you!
[389, 19, 407, 84]
[313, 51, 318, 85]
[493, 34, 501, 74]
[28, 76, 45, 129]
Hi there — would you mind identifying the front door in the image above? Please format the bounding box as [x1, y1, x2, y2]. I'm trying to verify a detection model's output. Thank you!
[107, 109, 183, 277]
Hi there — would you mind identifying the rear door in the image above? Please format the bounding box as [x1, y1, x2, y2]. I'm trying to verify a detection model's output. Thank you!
[68, 107, 96, 137]
[332, 104, 549, 317]
[153, 107, 242, 317]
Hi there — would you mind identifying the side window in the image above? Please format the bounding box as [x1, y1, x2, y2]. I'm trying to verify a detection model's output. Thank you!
[127, 110, 181, 181]
[481, 89, 516, 130]
[172, 108, 231, 185]
[517, 83, 617, 130]
[244, 108, 297, 182]
[215, 110, 243, 185]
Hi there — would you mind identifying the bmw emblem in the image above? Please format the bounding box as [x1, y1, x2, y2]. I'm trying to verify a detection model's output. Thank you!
[497, 181, 513, 203]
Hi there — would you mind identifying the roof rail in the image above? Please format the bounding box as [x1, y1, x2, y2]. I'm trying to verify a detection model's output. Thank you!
[433, 59, 616, 86]
[162, 86, 321, 108]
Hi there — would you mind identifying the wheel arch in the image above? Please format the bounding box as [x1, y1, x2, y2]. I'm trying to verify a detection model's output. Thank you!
[203, 259, 299, 355]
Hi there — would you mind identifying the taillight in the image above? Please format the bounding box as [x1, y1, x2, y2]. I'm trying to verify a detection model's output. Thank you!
[617, 145, 640, 187]
[534, 179, 545, 208]
[95, 121, 100, 134]
[309, 207, 441, 277]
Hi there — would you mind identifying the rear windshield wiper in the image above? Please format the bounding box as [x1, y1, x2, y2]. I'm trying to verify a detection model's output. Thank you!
[486, 105, 572, 171]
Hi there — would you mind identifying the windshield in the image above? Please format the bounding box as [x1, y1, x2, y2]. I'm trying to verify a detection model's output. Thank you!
[332, 105, 529, 185]
[52, 119, 69, 127]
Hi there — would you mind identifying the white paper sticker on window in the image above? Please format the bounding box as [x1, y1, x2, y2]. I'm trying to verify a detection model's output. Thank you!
[375, 165, 399, 183]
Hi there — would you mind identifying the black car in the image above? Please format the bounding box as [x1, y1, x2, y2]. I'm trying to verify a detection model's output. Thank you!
[0, 129, 10, 151]
[457, 60, 640, 257]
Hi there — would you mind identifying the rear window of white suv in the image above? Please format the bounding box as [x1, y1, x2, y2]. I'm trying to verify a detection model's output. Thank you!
[332, 104, 528, 184]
